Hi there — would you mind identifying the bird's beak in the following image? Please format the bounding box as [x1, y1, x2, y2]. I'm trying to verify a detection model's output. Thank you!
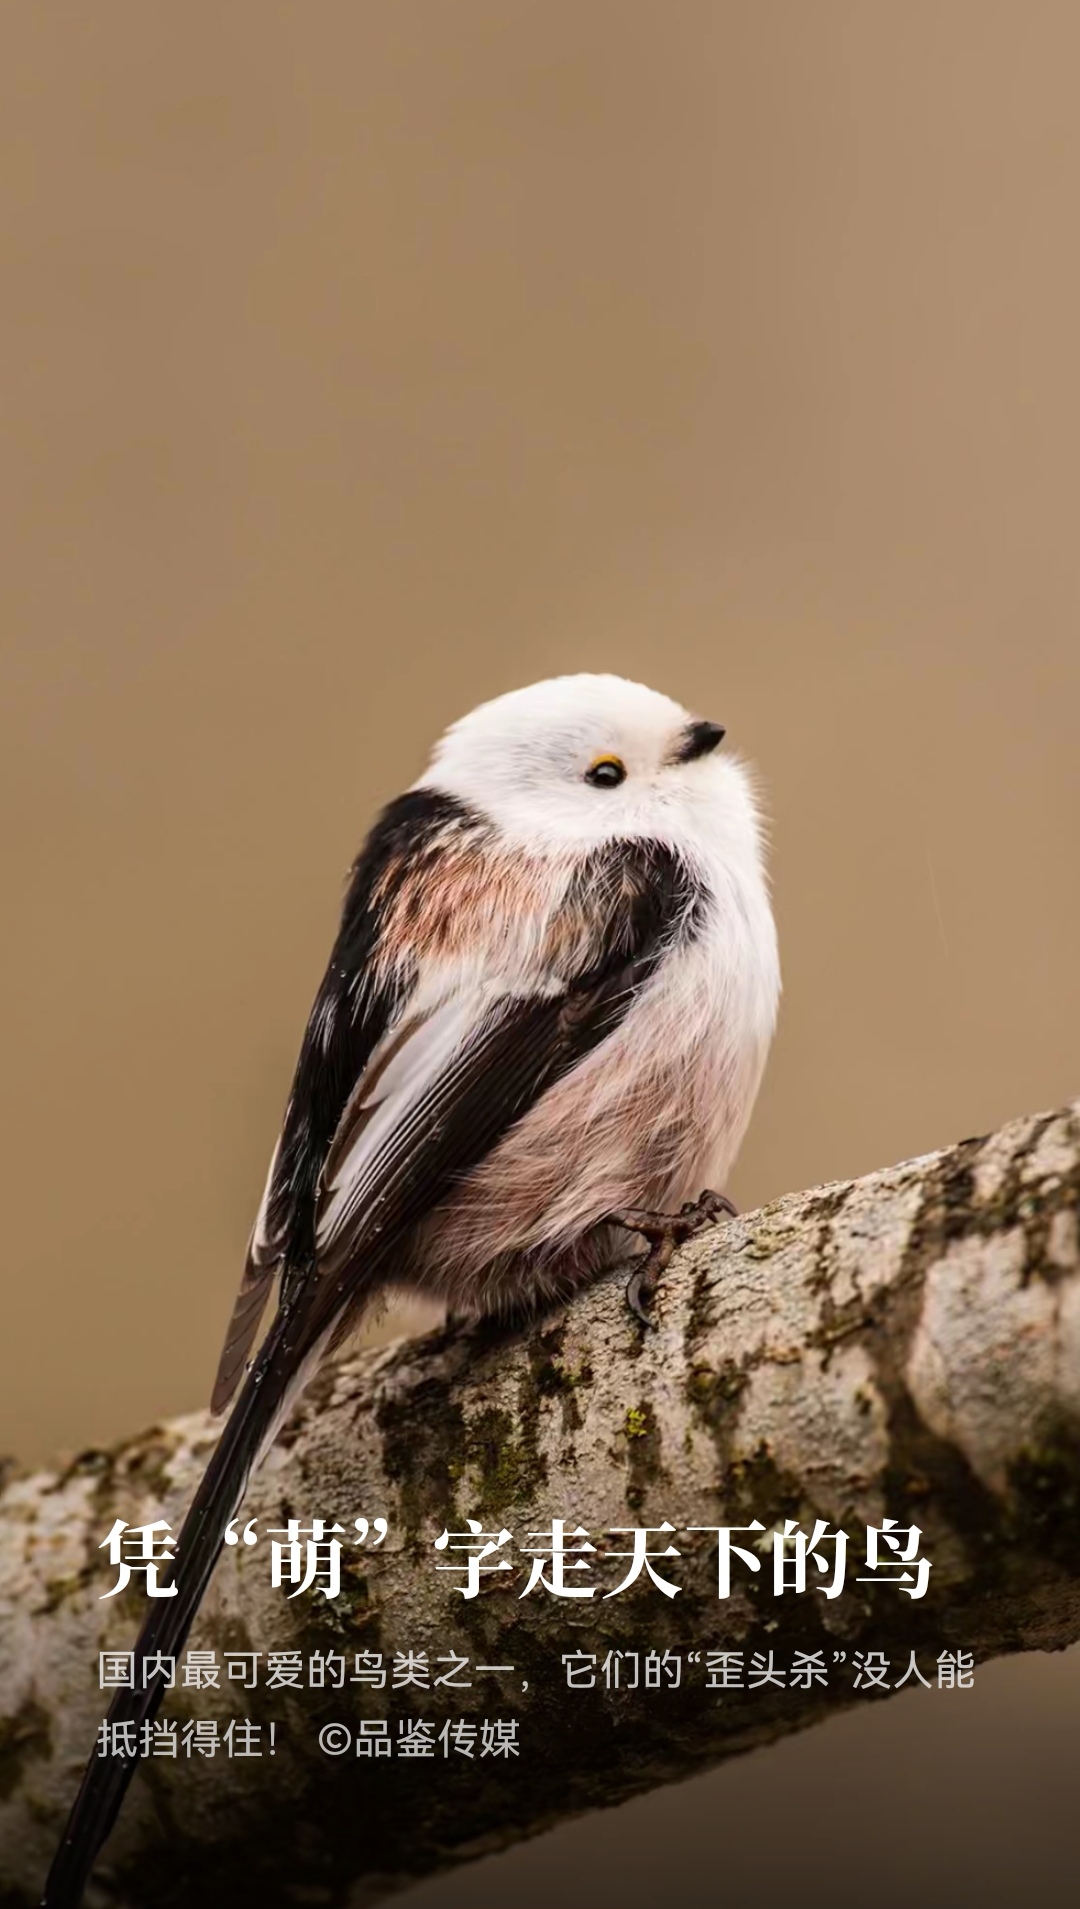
[679, 720, 726, 762]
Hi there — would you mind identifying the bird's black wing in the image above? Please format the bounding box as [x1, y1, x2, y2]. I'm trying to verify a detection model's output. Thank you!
[211, 787, 477, 1411]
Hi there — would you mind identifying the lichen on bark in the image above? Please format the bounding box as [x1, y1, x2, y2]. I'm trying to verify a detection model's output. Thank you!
[1, 1103, 1079, 1907]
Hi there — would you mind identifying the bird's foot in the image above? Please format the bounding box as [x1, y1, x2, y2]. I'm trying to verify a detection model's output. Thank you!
[606, 1190, 738, 1326]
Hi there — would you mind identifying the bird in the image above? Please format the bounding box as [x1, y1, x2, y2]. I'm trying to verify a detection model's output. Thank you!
[42, 672, 780, 1904]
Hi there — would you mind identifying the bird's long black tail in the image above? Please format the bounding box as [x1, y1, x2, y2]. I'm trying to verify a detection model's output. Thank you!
[41, 1297, 324, 1907]
[41, 969, 645, 1904]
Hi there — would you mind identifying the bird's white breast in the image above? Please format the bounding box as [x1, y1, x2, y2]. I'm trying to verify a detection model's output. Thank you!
[412, 814, 779, 1286]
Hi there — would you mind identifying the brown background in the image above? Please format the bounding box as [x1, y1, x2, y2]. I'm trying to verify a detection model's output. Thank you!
[1, 5, 1077, 1904]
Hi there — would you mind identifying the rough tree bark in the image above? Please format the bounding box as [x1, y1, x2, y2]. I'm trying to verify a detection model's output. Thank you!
[2, 1103, 1080, 1908]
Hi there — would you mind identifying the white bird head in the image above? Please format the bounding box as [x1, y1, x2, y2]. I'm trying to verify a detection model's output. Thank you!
[419, 673, 763, 862]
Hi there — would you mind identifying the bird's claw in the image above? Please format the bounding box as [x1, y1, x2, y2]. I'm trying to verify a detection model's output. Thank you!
[607, 1189, 738, 1326]
[625, 1256, 661, 1325]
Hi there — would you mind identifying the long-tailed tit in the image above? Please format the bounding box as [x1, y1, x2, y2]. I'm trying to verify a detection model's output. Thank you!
[44, 673, 779, 1903]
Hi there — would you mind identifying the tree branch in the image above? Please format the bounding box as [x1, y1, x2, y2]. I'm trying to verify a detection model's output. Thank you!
[3, 1103, 1080, 1907]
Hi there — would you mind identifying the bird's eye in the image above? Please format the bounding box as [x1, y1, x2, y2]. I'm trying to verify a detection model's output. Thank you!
[584, 755, 627, 789]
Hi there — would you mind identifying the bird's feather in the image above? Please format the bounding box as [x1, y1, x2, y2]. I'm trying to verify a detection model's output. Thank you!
[210, 788, 474, 1410]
